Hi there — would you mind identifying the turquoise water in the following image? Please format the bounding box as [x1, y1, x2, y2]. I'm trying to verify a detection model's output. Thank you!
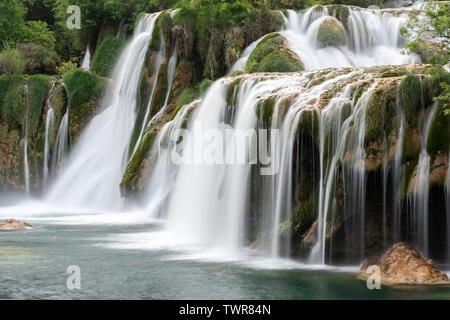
[1, 216, 450, 300]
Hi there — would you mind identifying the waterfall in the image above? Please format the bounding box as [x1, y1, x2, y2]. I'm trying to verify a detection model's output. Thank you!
[46, 13, 162, 210]
[131, 35, 166, 156]
[148, 48, 177, 127]
[22, 84, 31, 196]
[81, 46, 91, 71]
[51, 111, 69, 172]
[232, 5, 420, 73]
[391, 86, 406, 242]
[144, 102, 196, 218]
[43, 83, 56, 188]
[410, 101, 439, 258]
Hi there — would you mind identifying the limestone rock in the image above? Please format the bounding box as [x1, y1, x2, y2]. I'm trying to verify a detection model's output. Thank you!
[0, 219, 33, 231]
[360, 242, 450, 285]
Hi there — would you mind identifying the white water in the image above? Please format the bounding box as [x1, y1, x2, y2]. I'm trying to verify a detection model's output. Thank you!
[43, 83, 56, 188]
[22, 84, 30, 196]
[232, 5, 420, 73]
[410, 101, 439, 258]
[81, 46, 91, 71]
[144, 102, 195, 218]
[51, 111, 68, 172]
[45, 13, 162, 210]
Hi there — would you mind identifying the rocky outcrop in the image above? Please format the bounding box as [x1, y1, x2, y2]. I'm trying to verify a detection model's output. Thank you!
[0, 219, 32, 231]
[316, 17, 348, 47]
[360, 242, 450, 285]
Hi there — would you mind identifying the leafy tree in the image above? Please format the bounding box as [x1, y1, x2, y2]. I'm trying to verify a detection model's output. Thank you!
[0, 0, 27, 49]
[0, 48, 25, 75]
[22, 20, 56, 49]
[402, 2, 450, 113]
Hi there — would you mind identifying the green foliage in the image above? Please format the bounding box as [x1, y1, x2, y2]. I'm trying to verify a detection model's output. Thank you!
[91, 36, 124, 77]
[317, 17, 347, 47]
[21, 20, 56, 49]
[0, 76, 27, 129]
[427, 102, 450, 156]
[401, 2, 449, 66]
[18, 43, 59, 74]
[0, 0, 27, 49]
[176, 87, 199, 107]
[400, 74, 422, 127]
[26, 74, 51, 136]
[198, 78, 213, 96]
[56, 59, 78, 75]
[0, 48, 25, 75]
[63, 68, 106, 109]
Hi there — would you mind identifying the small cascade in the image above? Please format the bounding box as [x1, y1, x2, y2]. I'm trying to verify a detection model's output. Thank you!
[81, 46, 91, 71]
[144, 102, 195, 218]
[410, 101, 439, 258]
[46, 13, 162, 210]
[131, 36, 166, 156]
[51, 111, 69, 172]
[43, 83, 56, 188]
[391, 86, 406, 242]
[22, 84, 31, 196]
[148, 48, 177, 127]
[309, 83, 376, 264]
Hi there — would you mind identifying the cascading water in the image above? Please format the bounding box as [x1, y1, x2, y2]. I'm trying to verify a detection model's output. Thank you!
[144, 102, 196, 218]
[43, 83, 56, 188]
[22, 84, 31, 196]
[81, 46, 91, 71]
[51, 111, 69, 172]
[232, 5, 420, 73]
[46, 13, 162, 210]
[409, 101, 439, 258]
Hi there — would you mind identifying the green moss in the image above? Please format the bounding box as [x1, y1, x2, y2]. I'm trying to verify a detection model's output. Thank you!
[400, 74, 422, 127]
[226, 78, 243, 106]
[246, 33, 304, 73]
[381, 70, 407, 78]
[91, 36, 125, 77]
[63, 69, 106, 109]
[317, 17, 348, 47]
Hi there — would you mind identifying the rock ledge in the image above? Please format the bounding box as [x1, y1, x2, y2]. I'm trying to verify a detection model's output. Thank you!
[0, 219, 33, 231]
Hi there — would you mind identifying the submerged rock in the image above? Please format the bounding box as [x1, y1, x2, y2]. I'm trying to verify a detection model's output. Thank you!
[360, 242, 450, 285]
[316, 17, 348, 47]
[0, 219, 33, 231]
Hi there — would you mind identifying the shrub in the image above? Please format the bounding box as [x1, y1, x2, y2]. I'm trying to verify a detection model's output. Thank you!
[176, 87, 199, 107]
[63, 69, 107, 109]
[21, 21, 56, 50]
[0, 48, 25, 75]
[18, 43, 59, 75]
[56, 59, 78, 75]
[199, 78, 213, 96]
[91, 36, 124, 77]
[27, 74, 51, 137]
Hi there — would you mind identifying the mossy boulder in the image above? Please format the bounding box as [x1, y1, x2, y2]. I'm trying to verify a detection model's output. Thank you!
[316, 17, 348, 48]
[245, 34, 304, 73]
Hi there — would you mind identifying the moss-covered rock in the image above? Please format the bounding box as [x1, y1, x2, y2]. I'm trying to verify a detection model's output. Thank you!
[245, 33, 304, 73]
[316, 17, 348, 48]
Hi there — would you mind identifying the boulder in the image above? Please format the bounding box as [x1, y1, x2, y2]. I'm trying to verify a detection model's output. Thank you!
[360, 242, 450, 285]
[317, 17, 348, 47]
[0, 219, 33, 231]
[245, 33, 304, 73]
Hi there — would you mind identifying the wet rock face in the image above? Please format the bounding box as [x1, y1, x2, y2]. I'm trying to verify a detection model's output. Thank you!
[361, 242, 450, 285]
[316, 17, 348, 47]
[0, 219, 32, 231]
